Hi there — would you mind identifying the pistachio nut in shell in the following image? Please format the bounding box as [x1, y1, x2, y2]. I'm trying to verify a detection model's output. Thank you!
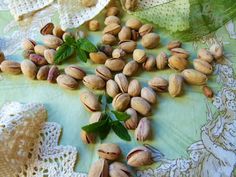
[125, 108, 138, 130]
[29, 54, 48, 66]
[83, 75, 105, 90]
[103, 23, 121, 35]
[47, 65, 60, 83]
[123, 60, 139, 76]
[22, 50, 34, 59]
[1, 60, 21, 75]
[167, 40, 182, 50]
[114, 73, 129, 93]
[40, 23, 54, 35]
[156, 51, 168, 70]
[171, 48, 189, 59]
[44, 49, 56, 64]
[148, 76, 168, 92]
[52, 25, 64, 38]
[112, 93, 131, 111]
[22, 38, 36, 50]
[133, 49, 147, 63]
[135, 117, 151, 141]
[105, 58, 125, 72]
[109, 162, 131, 177]
[139, 24, 153, 36]
[202, 85, 214, 98]
[106, 79, 120, 98]
[142, 55, 156, 71]
[209, 43, 223, 60]
[119, 40, 137, 53]
[142, 33, 160, 49]
[98, 143, 121, 160]
[64, 65, 86, 80]
[128, 79, 141, 97]
[56, 74, 79, 90]
[131, 30, 139, 41]
[89, 112, 103, 124]
[43, 34, 63, 49]
[131, 97, 151, 116]
[112, 48, 126, 59]
[168, 74, 183, 97]
[34, 45, 48, 56]
[124, 0, 137, 11]
[21, 60, 37, 79]
[102, 34, 117, 45]
[193, 59, 213, 75]
[197, 48, 214, 63]
[126, 18, 142, 30]
[95, 65, 112, 81]
[106, 6, 120, 16]
[88, 158, 109, 177]
[37, 65, 50, 80]
[168, 55, 188, 71]
[98, 44, 113, 57]
[89, 52, 108, 64]
[118, 26, 131, 41]
[88, 20, 100, 31]
[80, 130, 96, 144]
[105, 16, 120, 25]
[141, 87, 157, 104]
[182, 69, 207, 85]
[80, 91, 101, 112]
[126, 146, 153, 167]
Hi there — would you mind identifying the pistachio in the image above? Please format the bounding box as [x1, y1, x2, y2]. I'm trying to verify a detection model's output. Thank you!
[197, 48, 214, 63]
[47, 65, 60, 83]
[21, 60, 37, 79]
[124, 0, 137, 11]
[0, 60, 21, 75]
[105, 58, 125, 71]
[126, 18, 142, 30]
[64, 65, 86, 80]
[56, 74, 79, 90]
[112, 93, 131, 111]
[83, 75, 105, 90]
[182, 69, 207, 85]
[125, 108, 138, 130]
[142, 55, 156, 71]
[0, 51, 5, 63]
[29, 54, 48, 66]
[102, 34, 117, 45]
[62, 32, 73, 42]
[148, 77, 168, 92]
[106, 6, 120, 16]
[171, 48, 189, 59]
[98, 143, 121, 160]
[34, 45, 48, 56]
[40, 23, 54, 35]
[142, 33, 160, 49]
[131, 30, 139, 41]
[123, 60, 139, 76]
[43, 34, 63, 49]
[82, 0, 97, 7]
[109, 162, 131, 177]
[126, 146, 153, 167]
[22, 39, 36, 50]
[131, 97, 151, 116]
[133, 49, 147, 63]
[44, 49, 56, 64]
[105, 16, 120, 25]
[112, 48, 126, 58]
[95, 65, 112, 81]
[141, 87, 157, 104]
[89, 52, 108, 64]
[167, 40, 182, 50]
[118, 26, 131, 41]
[168, 55, 188, 71]
[98, 44, 113, 57]
[88, 20, 100, 31]
[156, 51, 168, 70]
[88, 159, 109, 177]
[89, 112, 103, 124]
[37, 65, 50, 80]
[139, 24, 153, 36]
[106, 79, 120, 98]
[209, 44, 223, 60]
[80, 91, 101, 112]
[128, 79, 141, 97]
[52, 25, 65, 38]
[119, 40, 137, 53]
[103, 23, 121, 35]
[74, 30, 87, 39]
[193, 59, 213, 75]
[135, 117, 151, 141]
[22, 50, 35, 59]
[168, 74, 183, 97]
[114, 73, 129, 93]
[202, 85, 214, 98]
[80, 130, 96, 144]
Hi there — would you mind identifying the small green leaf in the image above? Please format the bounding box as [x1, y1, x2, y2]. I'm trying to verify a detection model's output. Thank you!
[82, 119, 108, 133]
[98, 95, 103, 103]
[79, 38, 97, 53]
[64, 35, 76, 46]
[76, 48, 88, 63]
[98, 119, 111, 140]
[111, 121, 131, 141]
[54, 44, 74, 64]
[111, 110, 130, 121]
[106, 95, 113, 104]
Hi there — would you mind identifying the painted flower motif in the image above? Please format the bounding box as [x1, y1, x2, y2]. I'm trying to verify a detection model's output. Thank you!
[213, 96, 225, 111]
[224, 89, 235, 101]
[226, 78, 235, 87]
[220, 65, 233, 77]
[137, 169, 154, 177]
[226, 100, 236, 111]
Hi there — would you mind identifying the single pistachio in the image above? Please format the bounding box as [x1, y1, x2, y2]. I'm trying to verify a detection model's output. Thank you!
[131, 30, 139, 41]
[193, 59, 213, 75]
[168, 74, 183, 97]
[171, 48, 189, 59]
[141, 87, 157, 104]
[202, 85, 214, 98]
[106, 79, 120, 98]
[197, 48, 214, 63]
[167, 40, 182, 50]
[106, 6, 120, 16]
[105, 16, 120, 25]
[52, 25, 65, 38]
[21, 60, 37, 79]
[22, 39, 36, 50]
[81, 130, 96, 144]
[47, 65, 60, 83]
[209, 44, 223, 61]
[56, 74, 79, 90]
[131, 97, 151, 116]
[142, 33, 160, 49]
[0, 51, 5, 63]
[44, 49, 56, 64]
[62, 32, 73, 42]
[89, 51, 108, 64]
[168, 55, 188, 71]
[112, 48, 126, 58]
[88, 20, 100, 31]
[148, 77, 168, 92]
[142, 55, 156, 71]
[37, 65, 50, 80]
[109, 162, 131, 177]
[34, 45, 48, 56]
[80, 91, 101, 112]
[123, 60, 139, 76]
[139, 24, 153, 37]
[105, 58, 125, 72]
[103, 23, 121, 35]
[118, 26, 131, 41]
[119, 40, 137, 53]
[112, 93, 131, 111]
[40, 23, 54, 35]
[182, 69, 207, 85]
[124, 0, 137, 11]
[29, 54, 48, 66]
[43, 34, 63, 49]
[125, 108, 138, 130]
[126, 18, 142, 30]
[135, 117, 151, 141]
[133, 49, 147, 63]
[98, 143, 121, 160]
[156, 51, 168, 70]
[126, 146, 153, 167]
[65, 65, 86, 80]
[1, 60, 21, 75]
[98, 44, 113, 57]
[22, 50, 35, 59]
[114, 73, 129, 93]
[88, 159, 109, 177]
[95, 65, 113, 81]
[74, 30, 87, 40]
[83, 75, 105, 90]
[128, 79, 141, 97]
[102, 34, 117, 45]
[82, 0, 97, 7]
[89, 112, 103, 124]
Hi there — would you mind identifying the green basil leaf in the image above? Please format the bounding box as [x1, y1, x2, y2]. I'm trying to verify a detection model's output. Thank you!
[79, 38, 97, 53]
[64, 35, 76, 46]
[98, 119, 111, 140]
[111, 110, 130, 121]
[82, 119, 108, 133]
[98, 95, 103, 103]
[54, 44, 74, 64]
[111, 121, 131, 141]
[76, 48, 88, 63]
[106, 95, 113, 104]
